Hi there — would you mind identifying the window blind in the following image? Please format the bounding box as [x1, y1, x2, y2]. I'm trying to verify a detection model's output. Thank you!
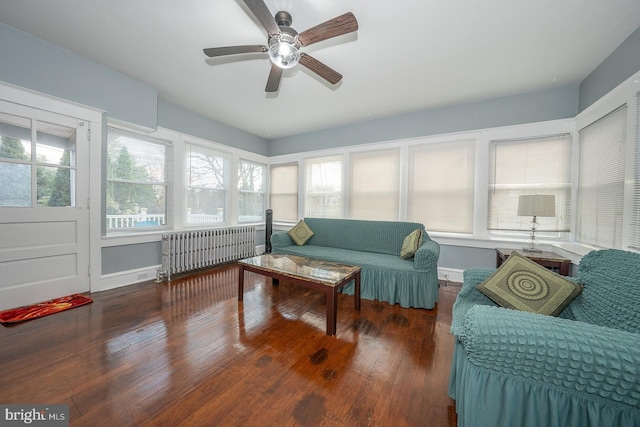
[349, 149, 400, 220]
[269, 163, 298, 222]
[408, 140, 475, 233]
[576, 105, 627, 249]
[629, 94, 640, 250]
[488, 134, 572, 233]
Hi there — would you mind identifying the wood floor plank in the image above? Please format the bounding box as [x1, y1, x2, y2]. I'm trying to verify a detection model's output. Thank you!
[0, 264, 460, 427]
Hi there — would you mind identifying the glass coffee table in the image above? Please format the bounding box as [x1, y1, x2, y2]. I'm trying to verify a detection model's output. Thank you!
[238, 253, 361, 336]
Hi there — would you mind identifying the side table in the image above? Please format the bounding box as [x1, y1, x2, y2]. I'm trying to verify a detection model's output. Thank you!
[496, 248, 571, 276]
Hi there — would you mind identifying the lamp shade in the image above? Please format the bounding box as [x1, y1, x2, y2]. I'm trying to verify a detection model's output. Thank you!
[517, 195, 556, 217]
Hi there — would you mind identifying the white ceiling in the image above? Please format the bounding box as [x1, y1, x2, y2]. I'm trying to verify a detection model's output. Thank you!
[1, 0, 639, 139]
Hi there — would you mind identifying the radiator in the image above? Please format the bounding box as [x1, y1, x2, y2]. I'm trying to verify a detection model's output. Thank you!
[160, 226, 255, 281]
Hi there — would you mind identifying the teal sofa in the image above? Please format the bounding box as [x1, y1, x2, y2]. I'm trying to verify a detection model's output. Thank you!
[449, 249, 640, 427]
[270, 218, 440, 309]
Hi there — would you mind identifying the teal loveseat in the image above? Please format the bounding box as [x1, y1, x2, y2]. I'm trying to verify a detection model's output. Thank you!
[448, 249, 640, 427]
[270, 218, 440, 309]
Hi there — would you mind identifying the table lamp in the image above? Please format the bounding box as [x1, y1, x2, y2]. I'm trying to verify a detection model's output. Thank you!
[517, 194, 555, 252]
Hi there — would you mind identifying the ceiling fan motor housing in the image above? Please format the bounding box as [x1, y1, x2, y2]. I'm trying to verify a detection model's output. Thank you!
[275, 11, 292, 27]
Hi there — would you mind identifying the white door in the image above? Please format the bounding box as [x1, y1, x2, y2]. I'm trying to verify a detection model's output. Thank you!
[0, 100, 90, 311]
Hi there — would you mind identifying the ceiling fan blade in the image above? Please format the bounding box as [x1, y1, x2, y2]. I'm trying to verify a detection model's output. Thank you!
[265, 63, 283, 92]
[299, 53, 342, 85]
[297, 12, 358, 46]
[242, 0, 280, 35]
[203, 45, 267, 57]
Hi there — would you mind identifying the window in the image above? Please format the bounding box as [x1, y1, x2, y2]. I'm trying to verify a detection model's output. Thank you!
[305, 156, 343, 218]
[0, 113, 77, 208]
[186, 143, 227, 225]
[238, 159, 265, 223]
[106, 128, 169, 230]
[488, 135, 572, 235]
[270, 163, 298, 222]
[349, 149, 400, 220]
[632, 94, 640, 250]
[408, 140, 475, 233]
[576, 106, 627, 249]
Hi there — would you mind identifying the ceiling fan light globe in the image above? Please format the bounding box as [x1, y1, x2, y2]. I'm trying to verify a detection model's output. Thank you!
[269, 41, 300, 69]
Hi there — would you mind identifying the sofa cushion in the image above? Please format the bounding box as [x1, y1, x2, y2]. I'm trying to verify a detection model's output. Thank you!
[274, 244, 417, 272]
[476, 251, 583, 316]
[400, 229, 422, 259]
[288, 220, 314, 246]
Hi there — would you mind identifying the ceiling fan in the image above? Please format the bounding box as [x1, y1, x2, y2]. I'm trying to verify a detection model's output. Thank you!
[203, 0, 358, 92]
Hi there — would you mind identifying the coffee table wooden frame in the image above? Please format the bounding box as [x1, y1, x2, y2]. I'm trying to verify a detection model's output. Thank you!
[238, 254, 361, 336]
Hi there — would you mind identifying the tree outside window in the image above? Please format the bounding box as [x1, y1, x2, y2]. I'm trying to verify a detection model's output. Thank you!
[106, 129, 168, 229]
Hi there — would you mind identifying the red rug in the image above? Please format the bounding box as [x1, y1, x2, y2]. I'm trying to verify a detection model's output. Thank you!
[0, 294, 92, 324]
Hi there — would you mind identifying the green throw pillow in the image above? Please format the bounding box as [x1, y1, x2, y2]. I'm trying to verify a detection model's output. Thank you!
[476, 251, 583, 316]
[288, 220, 314, 246]
[400, 229, 423, 259]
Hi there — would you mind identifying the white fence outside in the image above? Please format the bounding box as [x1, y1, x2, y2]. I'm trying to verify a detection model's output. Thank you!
[106, 213, 260, 229]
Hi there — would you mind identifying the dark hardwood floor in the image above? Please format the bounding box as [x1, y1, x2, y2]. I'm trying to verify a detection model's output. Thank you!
[0, 264, 461, 426]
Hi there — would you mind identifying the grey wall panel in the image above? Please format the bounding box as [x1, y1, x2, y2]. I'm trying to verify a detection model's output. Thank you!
[102, 242, 162, 275]
[0, 22, 158, 130]
[438, 245, 498, 270]
[268, 85, 579, 156]
[579, 26, 640, 112]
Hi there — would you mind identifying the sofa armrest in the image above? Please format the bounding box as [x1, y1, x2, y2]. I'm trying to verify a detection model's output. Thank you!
[271, 230, 294, 249]
[459, 305, 640, 409]
[450, 268, 497, 335]
[413, 237, 440, 271]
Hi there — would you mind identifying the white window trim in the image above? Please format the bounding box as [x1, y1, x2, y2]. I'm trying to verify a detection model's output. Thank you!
[269, 119, 575, 245]
[576, 70, 640, 252]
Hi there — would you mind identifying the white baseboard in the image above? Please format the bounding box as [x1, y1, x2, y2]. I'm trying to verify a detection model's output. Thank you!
[96, 245, 264, 294]
[437, 267, 464, 283]
[97, 265, 162, 293]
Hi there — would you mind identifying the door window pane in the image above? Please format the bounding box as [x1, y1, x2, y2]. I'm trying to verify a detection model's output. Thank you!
[0, 113, 31, 206]
[0, 113, 77, 207]
[35, 121, 76, 207]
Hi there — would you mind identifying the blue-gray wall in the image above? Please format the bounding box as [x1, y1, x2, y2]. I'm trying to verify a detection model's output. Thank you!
[0, 21, 268, 153]
[157, 98, 269, 156]
[579, 26, 640, 112]
[0, 21, 157, 129]
[268, 85, 579, 156]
